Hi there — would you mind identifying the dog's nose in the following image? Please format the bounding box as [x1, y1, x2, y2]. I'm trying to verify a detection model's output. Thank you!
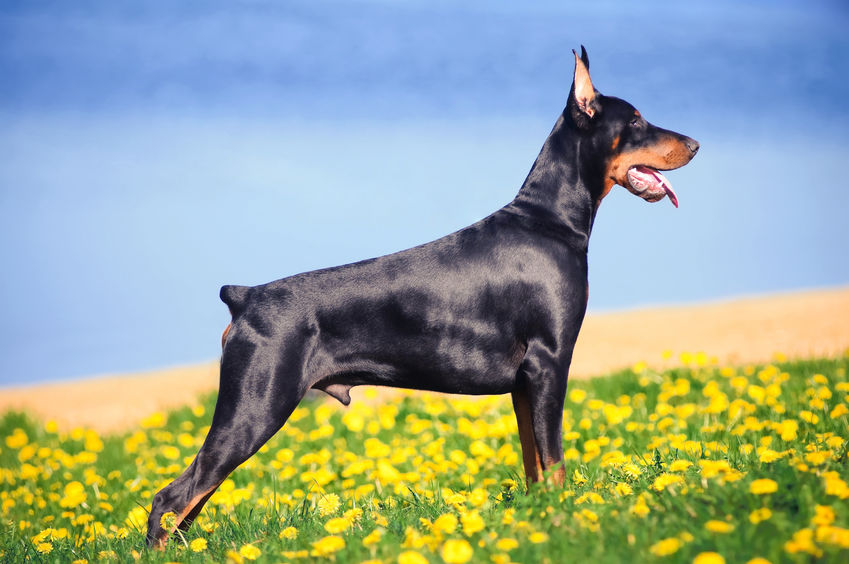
[685, 138, 700, 155]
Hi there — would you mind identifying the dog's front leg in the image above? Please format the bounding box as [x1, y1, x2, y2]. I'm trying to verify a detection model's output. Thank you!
[512, 346, 568, 487]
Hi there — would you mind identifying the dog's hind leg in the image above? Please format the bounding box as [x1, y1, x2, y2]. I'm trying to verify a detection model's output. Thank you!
[145, 341, 304, 548]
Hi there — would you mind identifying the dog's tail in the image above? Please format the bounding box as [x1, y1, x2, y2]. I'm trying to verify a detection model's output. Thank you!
[220, 285, 251, 317]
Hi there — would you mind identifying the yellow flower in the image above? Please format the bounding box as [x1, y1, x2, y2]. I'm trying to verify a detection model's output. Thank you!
[239, 544, 261, 560]
[6, 428, 28, 448]
[159, 511, 178, 530]
[226, 550, 243, 564]
[569, 389, 587, 403]
[830, 403, 848, 419]
[745, 559, 772, 564]
[35, 542, 53, 554]
[704, 520, 734, 533]
[161, 445, 180, 460]
[317, 493, 341, 516]
[125, 506, 148, 530]
[784, 528, 821, 556]
[777, 420, 798, 441]
[441, 539, 474, 563]
[749, 508, 772, 524]
[631, 497, 650, 517]
[280, 526, 298, 540]
[363, 528, 382, 547]
[799, 410, 819, 424]
[811, 505, 835, 527]
[432, 513, 459, 535]
[614, 482, 633, 496]
[324, 517, 350, 534]
[460, 511, 485, 536]
[758, 449, 782, 463]
[750, 479, 778, 495]
[693, 552, 725, 564]
[823, 472, 849, 499]
[190, 538, 208, 552]
[140, 412, 166, 428]
[496, 538, 519, 551]
[805, 450, 829, 465]
[312, 535, 345, 556]
[398, 551, 429, 564]
[572, 469, 587, 486]
[528, 532, 549, 543]
[60, 481, 87, 508]
[651, 473, 684, 492]
[650, 537, 682, 556]
[669, 460, 693, 472]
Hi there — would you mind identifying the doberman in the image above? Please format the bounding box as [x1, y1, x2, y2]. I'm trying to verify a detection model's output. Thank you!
[146, 47, 698, 547]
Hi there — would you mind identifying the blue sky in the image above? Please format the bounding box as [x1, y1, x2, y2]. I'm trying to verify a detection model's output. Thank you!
[1, 1, 847, 384]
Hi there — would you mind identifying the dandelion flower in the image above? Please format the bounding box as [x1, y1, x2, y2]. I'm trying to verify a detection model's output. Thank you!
[441, 539, 473, 563]
[693, 552, 725, 564]
[460, 511, 485, 536]
[749, 508, 772, 524]
[60, 481, 87, 508]
[750, 479, 778, 495]
[35, 542, 53, 554]
[324, 517, 350, 534]
[159, 511, 178, 530]
[317, 493, 341, 516]
[363, 528, 382, 547]
[312, 535, 345, 556]
[496, 538, 519, 551]
[190, 538, 208, 552]
[398, 551, 429, 564]
[529, 532, 549, 543]
[432, 514, 459, 535]
[569, 389, 587, 403]
[704, 520, 734, 533]
[280, 526, 298, 540]
[650, 537, 682, 557]
[239, 544, 261, 560]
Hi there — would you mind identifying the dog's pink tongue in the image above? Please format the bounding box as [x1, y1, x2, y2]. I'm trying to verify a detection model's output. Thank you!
[639, 166, 679, 208]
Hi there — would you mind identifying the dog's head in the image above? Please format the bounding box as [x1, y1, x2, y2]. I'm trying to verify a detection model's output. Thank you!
[567, 46, 699, 207]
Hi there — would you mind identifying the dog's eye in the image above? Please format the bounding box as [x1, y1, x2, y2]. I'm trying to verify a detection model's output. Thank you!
[629, 118, 639, 126]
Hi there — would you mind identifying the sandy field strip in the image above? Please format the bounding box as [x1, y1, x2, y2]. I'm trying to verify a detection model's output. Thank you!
[1, 287, 846, 434]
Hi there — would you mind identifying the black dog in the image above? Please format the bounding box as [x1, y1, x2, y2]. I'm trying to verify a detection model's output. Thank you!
[147, 47, 698, 547]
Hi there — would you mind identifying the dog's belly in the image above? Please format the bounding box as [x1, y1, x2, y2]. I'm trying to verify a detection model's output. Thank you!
[309, 315, 528, 397]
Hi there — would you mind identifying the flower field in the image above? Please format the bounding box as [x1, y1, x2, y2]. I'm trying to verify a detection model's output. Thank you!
[2, 352, 848, 563]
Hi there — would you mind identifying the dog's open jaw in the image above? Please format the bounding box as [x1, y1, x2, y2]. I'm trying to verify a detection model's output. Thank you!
[626, 165, 679, 208]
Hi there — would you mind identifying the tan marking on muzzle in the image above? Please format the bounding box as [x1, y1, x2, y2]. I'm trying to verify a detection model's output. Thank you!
[605, 135, 694, 195]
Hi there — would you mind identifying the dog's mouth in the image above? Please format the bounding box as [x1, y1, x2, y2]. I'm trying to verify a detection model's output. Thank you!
[626, 165, 679, 208]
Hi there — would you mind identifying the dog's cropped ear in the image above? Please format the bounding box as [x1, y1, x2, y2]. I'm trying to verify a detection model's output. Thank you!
[570, 46, 599, 125]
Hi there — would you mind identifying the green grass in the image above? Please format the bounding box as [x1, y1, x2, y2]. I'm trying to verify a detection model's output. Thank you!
[2, 353, 848, 563]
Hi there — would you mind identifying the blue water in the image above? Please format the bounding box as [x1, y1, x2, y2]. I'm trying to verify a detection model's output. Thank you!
[1, 1, 848, 385]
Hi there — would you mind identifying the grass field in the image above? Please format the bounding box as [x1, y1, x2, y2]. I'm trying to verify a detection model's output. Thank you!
[2, 352, 848, 563]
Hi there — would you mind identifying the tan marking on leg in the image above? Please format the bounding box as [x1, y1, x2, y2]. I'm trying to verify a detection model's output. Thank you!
[542, 457, 567, 486]
[512, 390, 543, 486]
[155, 482, 222, 548]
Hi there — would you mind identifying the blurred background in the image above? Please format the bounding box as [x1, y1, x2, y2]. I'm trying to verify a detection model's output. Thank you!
[1, 0, 847, 385]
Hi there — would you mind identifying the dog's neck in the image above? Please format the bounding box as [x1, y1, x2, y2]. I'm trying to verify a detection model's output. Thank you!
[507, 114, 604, 253]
